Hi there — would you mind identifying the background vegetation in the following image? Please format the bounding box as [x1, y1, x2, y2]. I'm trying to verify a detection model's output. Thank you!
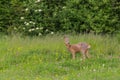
[0, 0, 120, 35]
[0, 0, 120, 80]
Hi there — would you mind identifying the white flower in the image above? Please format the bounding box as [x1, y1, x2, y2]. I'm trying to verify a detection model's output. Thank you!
[35, 10, 38, 12]
[45, 29, 48, 32]
[32, 22, 35, 25]
[63, 6, 66, 9]
[24, 21, 29, 26]
[36, 27, 39, 30]
[25, 8, 28, 11]
[24, 21, 27, 24]
[93, 69, 96, 72]
[51, 32, 54, 34]
[29, 28, 35, 32]
[38, 9, 42, 12]
[23, 27, 25, 30]
[38, 33, 42, 36]
[102, 64, 105, 67]
[20, 17, 24, 20]
[35, 0, 41, 3]
[26, 23, 29, 26]
[31, 28, 35, 31]
[35, 9, 42, 12]
[37, 0, 40, 2]
[14, 27, 17, 30]
[29, 21, 35, 25]
[29, 21, 33, 23]
[29, 29, 32, 32]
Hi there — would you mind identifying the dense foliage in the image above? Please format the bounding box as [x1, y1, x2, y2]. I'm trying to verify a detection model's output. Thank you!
[0, 0, 120, 35]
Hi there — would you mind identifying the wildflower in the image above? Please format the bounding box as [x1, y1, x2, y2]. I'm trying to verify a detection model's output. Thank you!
[45, 29, 48, 32]
[35, 10, 38, 12]
[102, 64, 105, 67]
[26, 23, 29, 26]
[51, 32, 54, 34]
[37, 0, 40, 2]
[24, 21, 27, 24]
[23, 27, 25, 30]
[24, 21, 29, 26]
[20, 17, 24, 20]
[32, 22, 35, 25]
[29, 29, 32, 32]
[25, 8, 28, 11]
[35, 0, 41, 3]
[36, 27, 39, 30]
[29, 21, 33, 23]
[31, 28, 35, 31]
[14, 27, 17, 30]
[29, 28, 35, 32]
[93, 69, 96, 72]
[35, 9, 42, 12]
[38, 33, 42, 36]
[29, 21, 35, 25]
[38, 9, 42, 12]
[63, 6, 66, 9]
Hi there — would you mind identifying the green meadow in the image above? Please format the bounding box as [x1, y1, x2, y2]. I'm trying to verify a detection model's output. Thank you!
[0, 34, 120, 80]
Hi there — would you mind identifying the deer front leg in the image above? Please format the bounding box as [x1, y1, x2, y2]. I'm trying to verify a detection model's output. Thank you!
[85, 50, 90, 58]
[81, 50, 86, 60]
[70, 49, 76, 59]
[72, 52, 75, 59]
[71, 50, 75, 59]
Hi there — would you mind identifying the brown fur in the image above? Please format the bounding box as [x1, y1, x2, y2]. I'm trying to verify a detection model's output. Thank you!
[64, 36, 91, 59]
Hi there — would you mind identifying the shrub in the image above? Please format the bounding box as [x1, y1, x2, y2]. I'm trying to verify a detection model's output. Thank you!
[0, 0, 120, 35]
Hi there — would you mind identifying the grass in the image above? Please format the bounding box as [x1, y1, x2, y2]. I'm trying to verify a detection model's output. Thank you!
[0, 34, 120, 80]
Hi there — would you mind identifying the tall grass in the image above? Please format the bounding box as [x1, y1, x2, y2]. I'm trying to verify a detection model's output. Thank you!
[0, 34, 120, 80]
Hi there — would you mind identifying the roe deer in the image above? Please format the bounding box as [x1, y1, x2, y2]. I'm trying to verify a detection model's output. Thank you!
[64, 36, 91, 59]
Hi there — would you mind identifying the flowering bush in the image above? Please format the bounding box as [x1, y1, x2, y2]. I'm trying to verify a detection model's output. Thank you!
[17, 0, 67, 36]
[0, 0, 120, 35]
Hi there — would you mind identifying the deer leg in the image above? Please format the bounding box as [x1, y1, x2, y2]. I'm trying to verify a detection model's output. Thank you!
[71, 52, 75, 59]
[81, 50, 86, 60]
[85, 50, 90, 58]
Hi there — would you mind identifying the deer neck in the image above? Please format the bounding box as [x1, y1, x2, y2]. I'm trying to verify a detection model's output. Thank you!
[65, 43, 71, 48]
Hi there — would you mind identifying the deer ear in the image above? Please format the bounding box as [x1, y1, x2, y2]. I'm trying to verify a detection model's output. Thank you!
[69, 44, 71, 47]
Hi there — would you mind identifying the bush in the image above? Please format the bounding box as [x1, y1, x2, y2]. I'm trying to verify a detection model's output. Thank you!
[0, 0, 120, 35]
